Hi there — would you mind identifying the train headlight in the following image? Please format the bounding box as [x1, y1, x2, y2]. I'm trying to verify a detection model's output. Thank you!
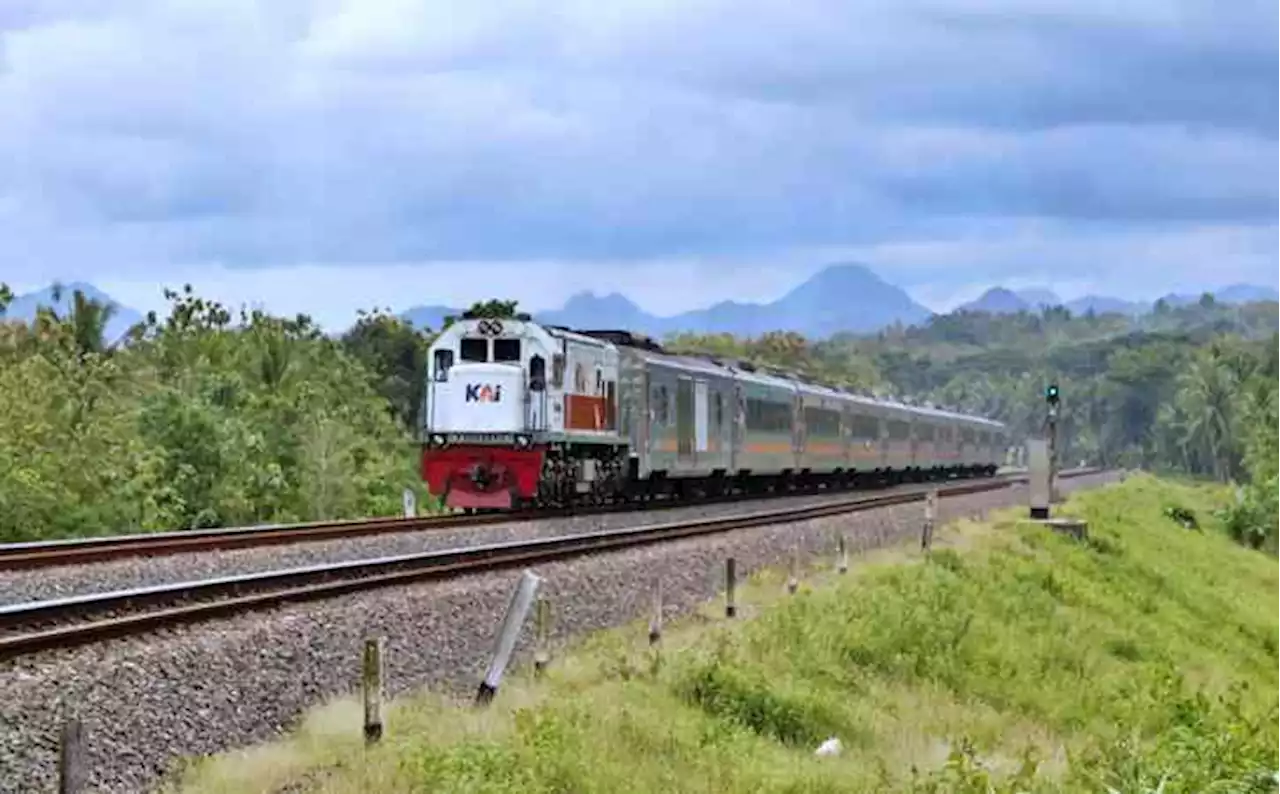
[430, 434, 447, 448]
[514, 434, 531, 449]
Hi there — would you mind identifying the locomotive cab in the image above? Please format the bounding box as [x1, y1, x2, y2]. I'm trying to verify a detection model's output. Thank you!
[422, 318, 554, 509]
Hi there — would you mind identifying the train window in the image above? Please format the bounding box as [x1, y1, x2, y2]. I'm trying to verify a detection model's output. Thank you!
[595, 367, 604, 395]
[887, 420, 910, 440]
[574, 363, 587, 392]
[714, 392, 724, 429]
[978, 430, 990, 446]
[493, 338, 521, 362]
[432, 349, 454, 382]
[761, 400, 793, 432]
[460, 338, 488, 362]
[803, 406, 840, 437]
[654, 385, 670, 424]
[916, 424, 935, 442]
[551, 354, 565, 388]
[529, 355, 546, 392]
[960, 428, 975, 444]
[849, 414, 880, 440]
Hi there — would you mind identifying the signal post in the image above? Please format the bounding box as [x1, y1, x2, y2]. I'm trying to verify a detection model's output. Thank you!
[1045, 383, 1060, 504]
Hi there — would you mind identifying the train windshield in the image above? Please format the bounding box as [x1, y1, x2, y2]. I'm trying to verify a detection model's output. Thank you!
[494, 338, 521, 362]
[460, 338, 488, 362]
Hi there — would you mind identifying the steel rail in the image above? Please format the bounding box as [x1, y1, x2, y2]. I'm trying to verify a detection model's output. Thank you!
[0, 468, 1102, 660]
[0, 468, 1047, 570]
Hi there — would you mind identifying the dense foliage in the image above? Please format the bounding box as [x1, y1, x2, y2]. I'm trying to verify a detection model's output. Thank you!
[0, 285, 427, 541]
[2, 283, 1275, 550]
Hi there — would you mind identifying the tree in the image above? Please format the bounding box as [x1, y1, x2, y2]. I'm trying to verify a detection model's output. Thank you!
[443, 299, 524, 329]
[341, 308, 431, 430]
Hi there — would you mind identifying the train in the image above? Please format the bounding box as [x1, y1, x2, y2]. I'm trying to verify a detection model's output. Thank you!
[419, 314, 1009, 510]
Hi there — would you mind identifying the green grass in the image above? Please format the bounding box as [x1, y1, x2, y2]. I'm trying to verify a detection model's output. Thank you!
[173, 475, 1278, 794]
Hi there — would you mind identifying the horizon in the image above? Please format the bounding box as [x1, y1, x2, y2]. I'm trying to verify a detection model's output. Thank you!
[4, 263, 1276, 334]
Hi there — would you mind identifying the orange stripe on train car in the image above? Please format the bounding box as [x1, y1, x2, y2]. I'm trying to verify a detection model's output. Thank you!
[743, 442, 794, 454]
[565, 394, 612, 431]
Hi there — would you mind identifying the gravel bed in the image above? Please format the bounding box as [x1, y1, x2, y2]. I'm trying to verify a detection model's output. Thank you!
[2, 486, 986, 607]
[0, 472, 1119, 793]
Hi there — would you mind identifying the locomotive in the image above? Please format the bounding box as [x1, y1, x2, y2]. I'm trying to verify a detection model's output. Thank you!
[420, 315, 1009, 510]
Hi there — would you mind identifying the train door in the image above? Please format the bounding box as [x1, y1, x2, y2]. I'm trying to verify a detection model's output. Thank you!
[527, 355, 547, 432]
[639, 371, 652, 459]
[693, 380, 709, 467]
[732, 383, 745, 472]
[792, 393, 805, 469]
[840, 405, 853, 466]
[878, 415, 890, 468]
[909, 420, 920, 467]
[675, 378, 695, 465]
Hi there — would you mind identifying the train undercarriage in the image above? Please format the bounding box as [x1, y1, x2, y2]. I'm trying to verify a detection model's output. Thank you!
[422, 442, 998, 512]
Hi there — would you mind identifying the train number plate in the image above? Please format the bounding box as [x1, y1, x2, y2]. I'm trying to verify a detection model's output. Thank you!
[446, 432, 516, 444]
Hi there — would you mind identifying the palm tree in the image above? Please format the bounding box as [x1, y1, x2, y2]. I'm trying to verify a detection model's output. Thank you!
[1175, 348, 1237, 480]
[68, 288, 117, 359]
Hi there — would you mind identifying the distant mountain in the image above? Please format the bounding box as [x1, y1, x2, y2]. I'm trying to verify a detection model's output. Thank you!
[956, 288, 1030, 314]
[538, 292, 663, 336]
[1014, 288, 1062, 310]
[400, 304, 462, 332]
[1065, 295, 1144, 316]
[2, 282, 143, 342]
[1156, 284, 1279, 307]
[1215, 283, 1279, 303]
[954, 282, 1277, 317]
[401, 264, 934, 338]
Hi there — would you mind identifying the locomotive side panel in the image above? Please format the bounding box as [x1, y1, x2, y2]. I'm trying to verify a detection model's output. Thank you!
[558, 334, 623, 441]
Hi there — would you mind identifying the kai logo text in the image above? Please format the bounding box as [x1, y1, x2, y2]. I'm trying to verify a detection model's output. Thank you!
[465, 383, 503, 403]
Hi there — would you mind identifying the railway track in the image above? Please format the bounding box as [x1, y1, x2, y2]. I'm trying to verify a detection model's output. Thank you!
[0, 469, 1042, 571]
[0, 469, 1100, 660]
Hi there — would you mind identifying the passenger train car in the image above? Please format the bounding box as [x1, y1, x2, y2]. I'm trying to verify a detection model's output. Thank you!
[420, 315, 1008, 510]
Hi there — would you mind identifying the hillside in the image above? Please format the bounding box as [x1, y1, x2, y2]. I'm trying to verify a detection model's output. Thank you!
[173, 476, 1280, 793]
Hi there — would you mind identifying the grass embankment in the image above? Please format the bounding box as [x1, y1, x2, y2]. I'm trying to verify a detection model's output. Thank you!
[175, 475, 1278, 794]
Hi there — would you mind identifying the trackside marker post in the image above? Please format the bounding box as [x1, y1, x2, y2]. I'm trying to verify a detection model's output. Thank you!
[648, 577, 663, 646]
[59, 719, 84, 794]
[476, 570, 543, 706]
[725, 558, 737, 618]
[363, 638, 385, 744]
[786, 547, 800, 594]
[921, 490, 937, 552]
[836, 533, 848, 574]
[533, 596, 551, 677]
[402, 489, 417, 518]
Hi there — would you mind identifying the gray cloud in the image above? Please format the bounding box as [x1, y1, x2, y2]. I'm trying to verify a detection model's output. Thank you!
[0, 0, 1275, 303]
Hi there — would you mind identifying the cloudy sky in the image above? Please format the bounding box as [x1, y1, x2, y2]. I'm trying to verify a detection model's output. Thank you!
[1, 0, 1276, 328]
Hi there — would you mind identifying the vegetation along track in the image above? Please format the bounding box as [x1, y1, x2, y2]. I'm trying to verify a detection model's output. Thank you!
[0, 470, 1039, 571]
[0, 469, 1099, 660]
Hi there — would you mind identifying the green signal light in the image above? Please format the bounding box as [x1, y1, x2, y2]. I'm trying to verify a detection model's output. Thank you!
[1046, 383, 1060, 403]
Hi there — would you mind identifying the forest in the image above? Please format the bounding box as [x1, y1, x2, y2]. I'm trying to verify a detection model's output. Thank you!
[1, 283, 1275, 550]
